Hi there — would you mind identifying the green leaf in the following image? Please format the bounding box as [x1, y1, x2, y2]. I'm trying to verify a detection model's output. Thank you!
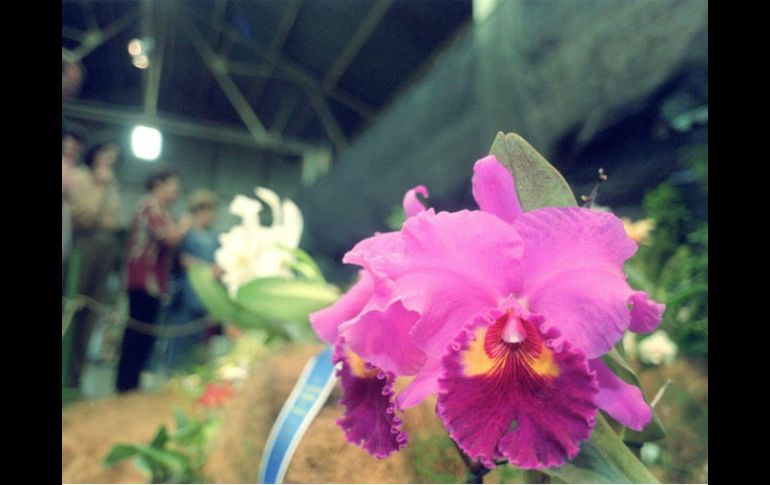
[235, 277, 339, 323]
[150, 425, 169, 449]
[174, 408, 189, 431]
[283, 246, 327, 283]
[230, 305, 284, 332]
[187, 262, 334, 340]
[102, 444, 140, 467]
[623, 261, 655, 296]
[602, 348, 666, 444]
[134, 455, 152, 475]
[601, 348, 638, 387]
[174, 421, 204, 447]
[187, 263, 237, 321]
[664, 283, 708, 309]
[134, 445, 190, 473]
[488, 132, 577, 211]
[203, 302, 293, 340]
[620, 412, 667, 446]
[544, 414, 660, 483]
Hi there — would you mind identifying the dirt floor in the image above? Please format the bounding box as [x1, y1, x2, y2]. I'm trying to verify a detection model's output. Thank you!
[62, 344, 426, 484]
[62, 344, 708, 484]
[639, 357, 709, 483]
[203, 343, 423, 484]
[62, 390, 198, 483]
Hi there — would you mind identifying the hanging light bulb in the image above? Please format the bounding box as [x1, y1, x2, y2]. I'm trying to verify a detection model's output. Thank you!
[127, 38, 144, 56]
[128, 37, 155, 69]
[132, 54, 150, 69]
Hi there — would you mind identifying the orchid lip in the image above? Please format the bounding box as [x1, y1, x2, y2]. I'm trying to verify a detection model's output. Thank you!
[502, 315, 528, 344]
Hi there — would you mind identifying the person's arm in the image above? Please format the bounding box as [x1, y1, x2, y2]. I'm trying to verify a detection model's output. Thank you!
[146, 204, 191, 248]
[69, 170, 105, 228]
[162, 215, 192, 247]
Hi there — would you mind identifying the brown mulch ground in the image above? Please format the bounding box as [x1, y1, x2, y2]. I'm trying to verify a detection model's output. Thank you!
[62, 390, 197, 484]
[62, 344, 431, 484]
[62, 344, 708, 484]
[638, 357, 709, 483]
[203, 343, 423, 484]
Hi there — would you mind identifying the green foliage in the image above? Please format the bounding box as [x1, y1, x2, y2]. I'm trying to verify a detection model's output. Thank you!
[186, 263, 237, 323]
[637, 183, 690, 283]
[187, 254, 338, 342]
[544, 415, 660, 484]
[647, 371, 709, 482]
[602, 349, 666, 444]
[491, 465, 545, 484]
[679, 145, 708, 193]
[283, 247, 329, 283]
[407, 431, 466, 483]
[627, 145, 708, 358]
[489, 132, 578, 211]
[386, 204, 407, 231]
[102, 409, 220, 484]
[235, 277, 339, 339]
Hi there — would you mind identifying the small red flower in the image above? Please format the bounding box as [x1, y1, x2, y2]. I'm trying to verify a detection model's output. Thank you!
[197, 382, 235, 408]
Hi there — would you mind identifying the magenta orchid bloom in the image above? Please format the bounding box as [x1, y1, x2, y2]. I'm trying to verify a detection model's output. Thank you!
[310, 155, 664, 469]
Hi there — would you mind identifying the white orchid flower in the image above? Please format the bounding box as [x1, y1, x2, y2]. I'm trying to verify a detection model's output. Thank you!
[229, 194, 263, 225]
[638, 330, 678, 366]
[218, 363, 249, 382]
[215, 187, 304, 295]
[254, 187, 282, 222]
[622, 331, 638, 361]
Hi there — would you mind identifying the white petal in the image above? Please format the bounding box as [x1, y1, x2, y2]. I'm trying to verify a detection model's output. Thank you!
[280, 199, 304, 248]
[255, 187, 282, 226]
[229, 195, 262, 224]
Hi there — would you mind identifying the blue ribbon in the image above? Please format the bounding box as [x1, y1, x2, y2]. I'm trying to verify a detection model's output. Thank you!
[258, 346, 338, 484]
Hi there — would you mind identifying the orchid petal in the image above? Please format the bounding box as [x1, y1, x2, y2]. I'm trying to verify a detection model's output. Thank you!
[472, 155, 523, 224]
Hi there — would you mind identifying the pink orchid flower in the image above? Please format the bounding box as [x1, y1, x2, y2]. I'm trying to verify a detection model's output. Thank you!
[310, 156, 664, 469]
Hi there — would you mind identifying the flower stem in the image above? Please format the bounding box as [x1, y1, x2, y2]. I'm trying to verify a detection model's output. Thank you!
[581, 168, 608, 208]
[465, 462, 491, 483]
[452, 440, 491, 483]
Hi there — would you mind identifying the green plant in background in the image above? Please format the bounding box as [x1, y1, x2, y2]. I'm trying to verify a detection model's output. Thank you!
[167, 328, 273, 399]
[408, 431, 467, 483]
[408, 431, 556, 484]
[103, 409, 220, 484]
[386, 204, 407, 231]
[625, 145, 708, 358]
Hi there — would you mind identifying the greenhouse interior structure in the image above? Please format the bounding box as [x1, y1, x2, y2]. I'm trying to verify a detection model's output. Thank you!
[61, 0, 707, 483]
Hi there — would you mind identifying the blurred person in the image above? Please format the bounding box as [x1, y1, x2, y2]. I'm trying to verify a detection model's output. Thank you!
[61, 59, 84, 144]
[62, 124, 87, 174]
[62, 124, 87, 268]
[161, 189, 222, 373]
[65, 141, 123, 388]
[62, 58, 84, 104]
[62, 55, 86, 276]
[116, 168, 191, 392]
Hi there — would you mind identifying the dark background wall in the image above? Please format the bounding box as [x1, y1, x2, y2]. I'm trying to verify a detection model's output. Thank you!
[293, 0, 708, 283]
[70, 0, 707, 285]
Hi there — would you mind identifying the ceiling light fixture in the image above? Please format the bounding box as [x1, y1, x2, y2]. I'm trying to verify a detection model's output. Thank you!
[131, 125, 163, 161]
